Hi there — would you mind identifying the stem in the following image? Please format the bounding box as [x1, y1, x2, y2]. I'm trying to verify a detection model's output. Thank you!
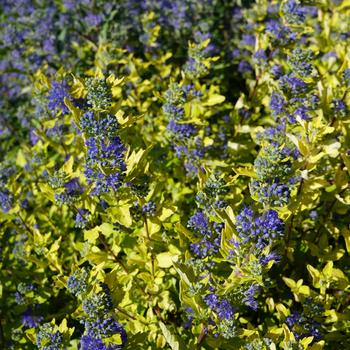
[143, 214, 151, 241]
[98, 235, 129, 274]
[115, 306, 136, 321]
[17, 214, 34, 236]
[197, 324, 207, 348]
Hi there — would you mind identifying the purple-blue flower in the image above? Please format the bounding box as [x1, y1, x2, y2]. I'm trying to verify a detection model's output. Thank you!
[47, 80, 71, 115]
[270, 93, 285, 115]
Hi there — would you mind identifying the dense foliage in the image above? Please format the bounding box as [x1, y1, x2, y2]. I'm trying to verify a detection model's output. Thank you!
[1, 1, 350, 349]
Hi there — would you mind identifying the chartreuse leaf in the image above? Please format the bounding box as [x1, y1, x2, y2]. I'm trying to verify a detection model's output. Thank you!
[16, 149, 26, 167]
[233, 167, 257, 178]
[159, 322, 185, 350]
[105, 333, 122, 346]
[276, 303, 289, 319]
[300, 336, 315, 349]
[61, 156, 74, 175]
[309, 341, 325, 350]
[125, 147, 151, 178]
[64, 97, 82, 124]
[341, 227, 350, 253]
[324, 141, 341, 158]
[283, 277, 310, 301]
[282, 324, 295, 344]
[84, 226, 100, 243]
[70, 74, 86, 98]
[159, 206, 176, 221]
[156, 252, 178, 268]
[282, 277, 296, 289]
[107, 205, 132, 227]
[98, 223, 115, 237]
[204, 94, 226, 106]
[25, 328, 36, 343]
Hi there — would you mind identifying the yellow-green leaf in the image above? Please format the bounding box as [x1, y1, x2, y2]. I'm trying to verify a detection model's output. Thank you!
[84, 227, 100, 243]
[156, 252, 178, 268]
[204, 94, 226, 106]
[16, 150, 26, 168]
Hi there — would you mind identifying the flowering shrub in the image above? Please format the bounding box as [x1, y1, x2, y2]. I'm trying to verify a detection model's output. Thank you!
[1, 1, 350, 349]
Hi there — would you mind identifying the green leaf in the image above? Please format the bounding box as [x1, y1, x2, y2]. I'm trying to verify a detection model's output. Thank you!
[175, 222, 197, 242]
[64, 97, 82, 124]
[25, 328, 36, 344]
[159, 206, 176, 221]
[99, 223, 115, 237]
[300, 336, 314, 349]
[276, 303, 289, 319]
[322, 261, 333, 278]
[38, 183, 56, 202]
[282, 277, 296, 289]
[156, 252, 178, 268]
[341, 228, 350, 253]
[204, 94, 226, 106]
[307, 265, 321, 288]
[173, 262, 194, 287]
[309, 340, 325, 350]
[324, 141, 341, 158]
[159, 322, 184, 350]
[84, 227, 100, 243]
[61, 156, 74, 175]
[233, 167, 257, 178]
[16, 150, 26, 167]
[107, 205, 132, 227]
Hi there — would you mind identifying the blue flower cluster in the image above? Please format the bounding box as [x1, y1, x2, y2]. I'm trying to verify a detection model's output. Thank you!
[162, 83, 185, 120]
[195, 174, 229, 212]
[244, 338, 274, 350]
[80, 317, 127, 350]
[344, 68, 350, 86]
[54, 177, 83, 206]
[235, 207, 284, 250]
[141, 201, 157, 217]
[163, 83, 203, 176]
[204, 294, 235, 320]
[75, 209, 91, 229]
[162, 39, 231, 176]
[282, 0, 308, 24]
[251, 180, 290, 207]
[242, 284, 260, 311]
[203, 294, 237, 339]
[85, 78, 112, 110]
[85, 137, 126, 195]
[254, 146, 292, 181]
[251, 124, 298, 207]
[288, 48, 314, 77]
[279, 74, 308, 98]
[15, 283, 36, 305]
[187, 211, 222, 258]
[78, 111, 126, 195]
[67, 269, 127, 349]
[47, 81, 72, 115]
[286, 311, 322, 341]
[36, 323, 64, 350]
[67, 268, 89, 296]
[80, 284, 127, 350]
[183, 35, 211, 79]
[82, 288, 113, 321]
[79, 112, 118, 138]
[21, 307, 43, 329]
[0, 189, 13, 213]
